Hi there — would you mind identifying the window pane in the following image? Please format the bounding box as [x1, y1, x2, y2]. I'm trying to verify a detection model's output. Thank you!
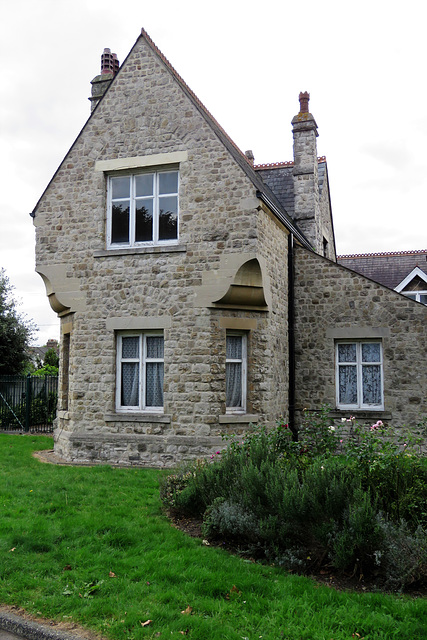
[135, 174, 154, 197]
[420, 294, 427, 305]
[362, 343, 380, 363]
[158, 196, 178, 241]
[227, 336, 242, 360]
[337, 343, 356, 363]
[338, 365, 357, 404]
[111, 202, 130, 243]
[146, 336, 164, 359]
[405, 293, 417, 300]
[111, 177, 131, 199]
[121, 362, 139, 406]
[159, 171, 178, 194]
[135, 200, 153, 242]
[146, 362, 164, 407]
[362, 365, 381, 404]
[122, 336, 139, 359]
[226, 362, 242, 407]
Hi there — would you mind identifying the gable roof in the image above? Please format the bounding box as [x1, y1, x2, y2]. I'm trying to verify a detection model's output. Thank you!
[337, 250, 427, 290]
[133, 31, 313, 250]
[395, 266, 427, 292]
[31, 29, 312, 250]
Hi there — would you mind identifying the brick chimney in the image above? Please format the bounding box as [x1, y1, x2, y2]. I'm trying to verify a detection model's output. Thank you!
[291, 92, 321, 252]
[89, 48, 120, 112]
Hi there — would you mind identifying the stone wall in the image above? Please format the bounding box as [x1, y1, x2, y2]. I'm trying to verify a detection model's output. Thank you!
[293, 246, 427, 431]
[35, 34, 291, 467]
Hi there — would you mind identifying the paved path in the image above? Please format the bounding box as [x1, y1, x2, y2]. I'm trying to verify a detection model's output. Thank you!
[0, 611, 88, 640]
[0, 630, 21, 640]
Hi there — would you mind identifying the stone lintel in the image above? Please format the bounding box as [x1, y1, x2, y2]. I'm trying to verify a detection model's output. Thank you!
[325, 327, 390, 339]
[219, 318, 257, 330]
[106, 316, 172, 330]
[95, 151, 188, 173]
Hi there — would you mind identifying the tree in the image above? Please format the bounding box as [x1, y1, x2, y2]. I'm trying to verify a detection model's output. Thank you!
[33, 347, 59, 377]
[0, 268, 36, 375]
[44, 347, 59, 369]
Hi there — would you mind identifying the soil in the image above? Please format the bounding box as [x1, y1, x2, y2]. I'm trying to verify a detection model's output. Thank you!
[168, 512, 427, 598]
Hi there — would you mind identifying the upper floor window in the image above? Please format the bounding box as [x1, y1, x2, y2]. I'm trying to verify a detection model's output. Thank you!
[336, 341, 383, 410]
[108, 170, 178, 247]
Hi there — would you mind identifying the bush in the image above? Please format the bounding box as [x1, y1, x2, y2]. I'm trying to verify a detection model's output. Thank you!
[160, 412, 427, 590]
[376, 517, 427, 591]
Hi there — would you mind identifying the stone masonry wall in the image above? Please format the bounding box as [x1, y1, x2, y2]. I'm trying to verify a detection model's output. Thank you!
[35, 34, 291, 467]
[293, 246, 427, 431]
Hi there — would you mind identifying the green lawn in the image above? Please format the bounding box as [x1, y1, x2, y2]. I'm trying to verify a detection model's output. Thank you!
[0, 434, 425, 640]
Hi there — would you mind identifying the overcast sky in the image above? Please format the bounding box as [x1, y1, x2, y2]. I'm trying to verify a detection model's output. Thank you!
[1, 0, 426, 346]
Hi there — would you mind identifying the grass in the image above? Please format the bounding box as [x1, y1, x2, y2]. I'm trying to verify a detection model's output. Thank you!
[0, 434, 426, 640]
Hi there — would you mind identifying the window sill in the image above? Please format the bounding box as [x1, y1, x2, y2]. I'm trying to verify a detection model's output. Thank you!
[329, 410, 392, 420]
[94, 245, 186, 258]
[104, 413, 171, 423]
[219, 414, 259, 424]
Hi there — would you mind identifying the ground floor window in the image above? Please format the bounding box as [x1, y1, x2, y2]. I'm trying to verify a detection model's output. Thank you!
[226, 332, 247, 412]
[116, 332, 164, 412]
[336, 340, 383, 410]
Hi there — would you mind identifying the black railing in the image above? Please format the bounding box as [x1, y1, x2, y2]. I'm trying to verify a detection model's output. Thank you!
[0, 375, 58, 433]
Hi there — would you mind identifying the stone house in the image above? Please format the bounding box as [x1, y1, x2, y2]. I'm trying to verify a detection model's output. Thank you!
[32, 30, 427, 466]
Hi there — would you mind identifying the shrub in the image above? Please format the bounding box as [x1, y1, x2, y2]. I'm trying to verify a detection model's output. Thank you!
[160, 412, 427, 590]
[376, 516, 427, 591]
[202, 497, 259, 542]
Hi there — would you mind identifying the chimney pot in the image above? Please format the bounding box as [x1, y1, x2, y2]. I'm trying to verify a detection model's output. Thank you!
[101, 48, 119, 75]
[90, 48, 120, 111]
[299, 91, 310, 114]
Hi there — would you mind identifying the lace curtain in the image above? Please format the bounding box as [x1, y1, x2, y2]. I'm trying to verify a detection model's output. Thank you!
[120, 335, 164, 408]
[226, 336, 242, 408]
[337, 342, 381, 406]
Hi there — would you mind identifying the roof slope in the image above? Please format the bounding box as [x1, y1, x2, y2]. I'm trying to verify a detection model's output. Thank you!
[255, 157, 327, 220]
[135, 30, 312, 248]
[337, 250, 427, 289]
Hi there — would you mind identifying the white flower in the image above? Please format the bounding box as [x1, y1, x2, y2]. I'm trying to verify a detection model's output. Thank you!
[328, 425, 335, 432]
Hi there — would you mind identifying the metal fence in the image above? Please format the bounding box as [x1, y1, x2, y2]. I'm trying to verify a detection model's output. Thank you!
[0, 375, 58, 433]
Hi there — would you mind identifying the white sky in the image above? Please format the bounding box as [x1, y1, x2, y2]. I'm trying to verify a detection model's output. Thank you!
[1, 0, 426, 346]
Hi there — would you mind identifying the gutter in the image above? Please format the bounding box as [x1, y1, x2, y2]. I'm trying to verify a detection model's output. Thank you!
[287, 233, 298, 441]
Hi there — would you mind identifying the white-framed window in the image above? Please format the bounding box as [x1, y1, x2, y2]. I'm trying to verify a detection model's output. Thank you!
[403, 291, 427, 305]
[226, 332, 247, 413]
[336, 341, 383, 410]
[107, 170, 179, 247]
[116, 332, 164, 412]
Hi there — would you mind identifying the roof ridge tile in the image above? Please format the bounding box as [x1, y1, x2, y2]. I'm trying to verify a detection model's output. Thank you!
[338, 250, 427, 259]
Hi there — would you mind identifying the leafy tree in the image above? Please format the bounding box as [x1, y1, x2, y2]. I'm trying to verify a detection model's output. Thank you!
[44, 347, 59, 369]
[0, 268, 36, 375]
